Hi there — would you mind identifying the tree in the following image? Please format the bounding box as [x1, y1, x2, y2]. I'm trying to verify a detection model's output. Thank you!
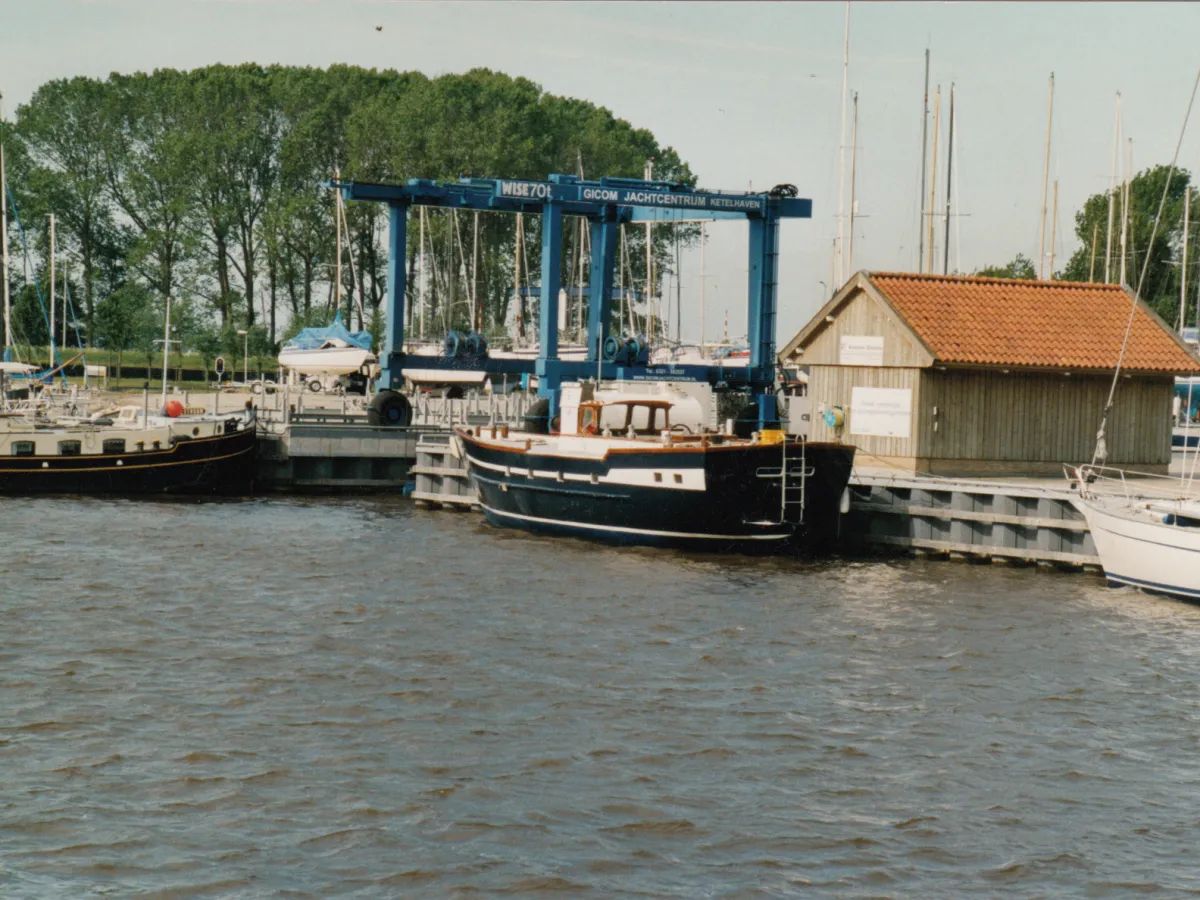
[9, 64, 697, 356]
[1061, 165, 1194, 323]
[93, 281, 156, 382]
[975, 253, 1036, 280]
[15, 77, 118, 345]
[101, 71, 197, 324]
[10, 284, 50, 350]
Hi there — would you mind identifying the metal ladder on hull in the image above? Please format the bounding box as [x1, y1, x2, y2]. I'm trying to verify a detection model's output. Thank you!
[780, 438, 812, 524]
[754, 438, 814, 526]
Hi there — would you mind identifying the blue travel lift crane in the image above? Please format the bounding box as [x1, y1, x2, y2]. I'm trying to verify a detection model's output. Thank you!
[335, 173, 811, 428]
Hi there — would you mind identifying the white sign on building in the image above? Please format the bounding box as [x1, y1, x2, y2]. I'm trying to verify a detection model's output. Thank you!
[850, 386, 912, 438]
[839, 335, 884, 366]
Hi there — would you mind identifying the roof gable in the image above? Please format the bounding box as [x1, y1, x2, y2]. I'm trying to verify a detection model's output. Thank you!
[779, 272, 934, 366]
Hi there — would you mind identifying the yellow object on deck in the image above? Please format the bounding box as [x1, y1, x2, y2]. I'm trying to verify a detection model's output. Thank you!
[757, 429, 787, 445]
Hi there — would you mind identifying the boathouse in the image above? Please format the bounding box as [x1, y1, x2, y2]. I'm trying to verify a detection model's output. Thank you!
[779, 272, 1200, 475]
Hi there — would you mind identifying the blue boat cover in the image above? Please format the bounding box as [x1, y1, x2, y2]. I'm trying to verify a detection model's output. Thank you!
[282, 312, 373, 351]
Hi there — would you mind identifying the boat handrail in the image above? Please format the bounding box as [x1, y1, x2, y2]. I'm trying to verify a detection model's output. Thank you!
[1072, 463, 1200, 504]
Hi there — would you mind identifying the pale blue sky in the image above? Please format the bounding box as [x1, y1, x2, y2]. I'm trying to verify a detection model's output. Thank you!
[2, 1, 1199, 341]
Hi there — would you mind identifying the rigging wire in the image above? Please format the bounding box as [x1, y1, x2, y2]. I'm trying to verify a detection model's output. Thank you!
[1092, 64, 1200, 466]
[6, 183, 57, 374]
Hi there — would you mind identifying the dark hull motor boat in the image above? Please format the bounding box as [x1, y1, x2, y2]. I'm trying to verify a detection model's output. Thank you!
[0, 403, 258, 495]
[457, 384, 855, 551]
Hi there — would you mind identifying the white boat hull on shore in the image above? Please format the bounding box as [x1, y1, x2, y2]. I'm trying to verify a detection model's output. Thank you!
[278, 347, 375, 375]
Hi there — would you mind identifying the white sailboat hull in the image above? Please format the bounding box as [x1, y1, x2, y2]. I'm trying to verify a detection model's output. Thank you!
[1076, 497, 1200, 599]
[278, 347, 374, 375]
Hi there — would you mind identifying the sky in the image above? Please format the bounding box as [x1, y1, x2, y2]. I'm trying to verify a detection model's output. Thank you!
[2, 0, 1200, 343]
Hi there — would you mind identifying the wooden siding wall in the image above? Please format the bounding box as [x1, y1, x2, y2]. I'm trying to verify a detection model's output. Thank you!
[789, 289, 929, 367]
[807, 366, 921, 460]
[917, 370, 1173, 466]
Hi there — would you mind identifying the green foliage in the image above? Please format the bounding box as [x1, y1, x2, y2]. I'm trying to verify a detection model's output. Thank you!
[2, 65, 692, 354]
[1061, 165, 1195, 323]
[11, 284, 49, 348]
[92, 280, 156, 380]
[975, 253, 1037, 280]
[191, 326, 222, 374]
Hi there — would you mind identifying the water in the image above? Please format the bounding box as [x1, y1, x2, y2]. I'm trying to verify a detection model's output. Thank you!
[4, 496, 1200, 898]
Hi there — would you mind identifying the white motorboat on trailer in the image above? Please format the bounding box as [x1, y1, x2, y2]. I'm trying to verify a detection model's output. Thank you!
[278, 312, 375, 376]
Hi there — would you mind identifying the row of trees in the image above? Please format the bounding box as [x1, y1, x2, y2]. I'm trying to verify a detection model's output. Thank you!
[977, 166, 1198, 327]
[0, 64, 694, 364]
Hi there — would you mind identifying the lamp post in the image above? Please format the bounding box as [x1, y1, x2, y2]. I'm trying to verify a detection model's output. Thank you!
[237, 329, 249, 384]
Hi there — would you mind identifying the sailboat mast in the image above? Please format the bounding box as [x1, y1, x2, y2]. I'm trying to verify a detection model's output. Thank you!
[1120, 137, 1132, 286]
[471, 210, 480, 332]
[644, 158, 654, 342]
[513, 213, 522, 339]
[918, 48, 930, 273]
[1089, 222, 1099, 282]
[835, 0, 850, 285]
[1105, 93, 1121, 283]
[61, 255, 67, 348]
[1, 142, 9, 360]
[943, 83, 955, 275]
[160, 293, 171, 408]
[1037, 72, 1055, 279]
[926, 87, 940, 274]
[1181, 188, 1190, 331]
[334, 169, 342, 311]
[829, 237, 837, 298]
[418, 205, 427, 339]
[699, 221, 706, 352]
[49, 213, 56, 366]
[1048, 178, 1059, 279]
[848, 92, 859, 275]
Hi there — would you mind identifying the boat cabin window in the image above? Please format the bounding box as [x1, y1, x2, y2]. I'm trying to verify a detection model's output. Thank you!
[592, 401, 672, 436]
[579, 406, 598, 434]
[58, 440, 82, 457]
[102, 438, 126, 455]
[599, 405, 628, 432]
[11, 441, 34, 457]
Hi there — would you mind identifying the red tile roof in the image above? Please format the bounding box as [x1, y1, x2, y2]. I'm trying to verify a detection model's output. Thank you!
[867, 272, 1200, 374]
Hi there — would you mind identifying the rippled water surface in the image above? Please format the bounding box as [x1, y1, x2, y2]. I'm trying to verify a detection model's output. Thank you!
[5, 496, 1200, 897]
